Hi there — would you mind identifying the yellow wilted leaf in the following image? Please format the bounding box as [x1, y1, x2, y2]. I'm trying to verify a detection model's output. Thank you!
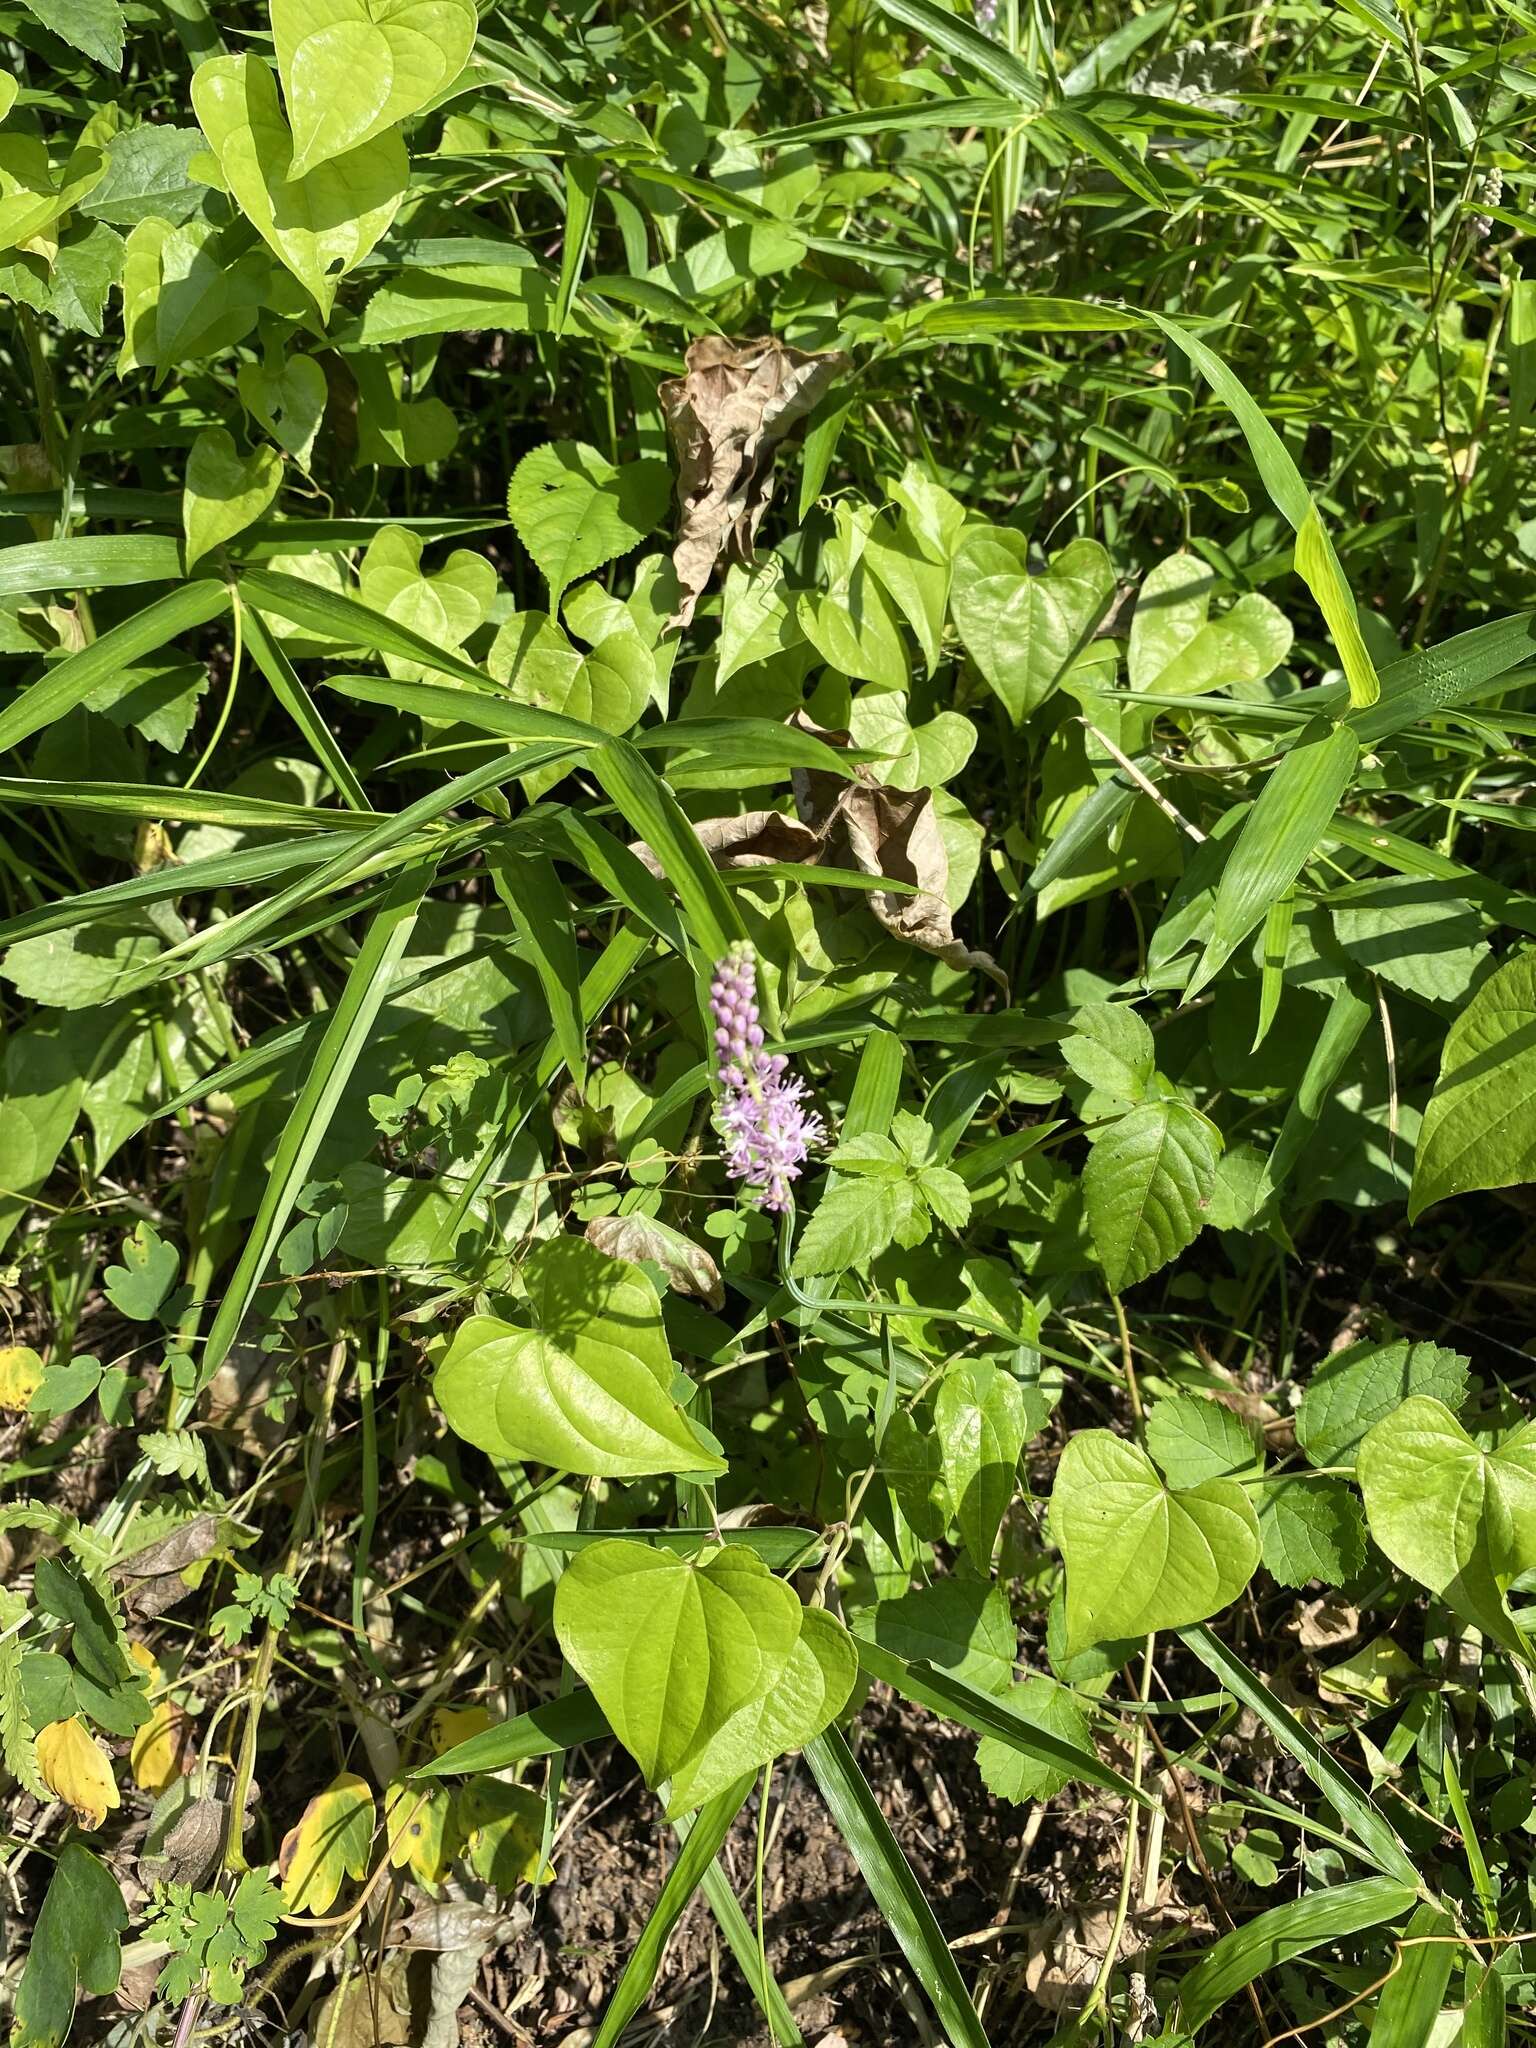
[279, 1772, 375, 1915]
[0, 1345, 43, 1412]
[130, 1700, 191, 1793]
[428, 1704, 492, 1757]
[460, 1780, 553, 1892]
[383, 1778, 456, 1887]
[36, 1716, 121, 1830]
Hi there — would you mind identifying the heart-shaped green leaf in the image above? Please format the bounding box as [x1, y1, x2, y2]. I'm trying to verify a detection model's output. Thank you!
[1083, 1099, 1220, 1293]
[935, 1359, 1032, 1569]
[848, 686, 975, 791]
[237, 351, 327, 465]
[949, 529, 1112, 724]
[359, 524, 496, 680]
[552, 1541, 803, 1786]
[432, 1238, 720, 1478]
[1128, 550, 1292, 697]
[271, 0, 478, 178]
[190, 54, 406, 319]
[1049, 1429, 1260, 1652]
[1357, 1396, 1536, 1652]
[1410, 950, 1536, 1219]
[101, 1222, 179, 1322]
[664, 1605, 857, 1815]
[433, 1318, 721, 1478]
[505, 441, 670, 605]
[182, 428, 281, 571]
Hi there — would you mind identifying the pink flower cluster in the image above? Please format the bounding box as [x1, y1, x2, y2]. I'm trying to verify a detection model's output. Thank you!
[709, 943, 824, 1212]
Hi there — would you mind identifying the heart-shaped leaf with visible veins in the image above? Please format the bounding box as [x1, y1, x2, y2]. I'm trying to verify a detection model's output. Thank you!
[1049, 1430, 1260, 1652]
[664, 1606, 857, 1815]
[553, 1541, 803, 1786]
[1357, 1396, 1536, 1653]
[359, 523, 496, 680]
[190, 54, 406, 320]
[237, 351, 327, 465]
[272, 0, 478, 177]
[182, 429, 281, 571]
[949, 529, 1113, 724]
[433, 1318, 723, 1477]
[506, 441, 670, 605]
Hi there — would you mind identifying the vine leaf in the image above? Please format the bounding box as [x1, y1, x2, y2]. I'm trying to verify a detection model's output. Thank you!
[665, 1606, 857, 1816]
[1410, 951, 1536, 1218]
[553, 1540, 804, 1789]
[1357, 1396, 1536, 1654]
[1049, 1430, 1260, 1652]
[271, 0, 478, 177]
[436, 1234, 719, 1478]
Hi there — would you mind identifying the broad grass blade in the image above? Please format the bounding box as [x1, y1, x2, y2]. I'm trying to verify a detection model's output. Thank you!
[1180, 1626, 1424, 1889]
[805, 1726, 991, 2048]
[1175, 1876, 1418, 2031]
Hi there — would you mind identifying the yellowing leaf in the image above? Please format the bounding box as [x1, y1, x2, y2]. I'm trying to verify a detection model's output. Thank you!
[279, 1772, 375, 1914]
[460, 1780, 553, 1891]
[130, 1700, 190, 1794]
[127, 1641, 159, 1681]
[36, 1716, 121, 1829]
[383, 1778, 455, 1886]
[428, 1704, 492, 1757]
[0, 1344, 43, 1411]
[190, 54, 406, 320]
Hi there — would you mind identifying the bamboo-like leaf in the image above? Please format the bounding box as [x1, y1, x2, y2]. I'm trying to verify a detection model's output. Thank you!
[489, 846, 587, 1086]
[1175, 1876, 1418, 2031]
[592, 1777, 755, 2048]
[873, 0, 1042, 104]
[412, 1690, 610, 1778]
[1145, 313, 1379, 709]
[193, 857, 438, 1395]
[243, 606, 369, 811]
[0, 582, 230, 755]
[1369, 1902, 1458, 2048]
[1180, 1626, 1424, 1889]
[852, 1636, 1149, 1805]
[0, 535, 185, 597]
[805, 1728, 991, 2048]
[1188, 719, 1359, 998]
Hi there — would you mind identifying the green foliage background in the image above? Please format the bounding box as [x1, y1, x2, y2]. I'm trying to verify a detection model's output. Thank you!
[3, 0, 1536, 2039]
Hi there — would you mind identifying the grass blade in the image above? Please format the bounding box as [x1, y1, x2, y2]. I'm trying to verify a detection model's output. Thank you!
[1179, 1626, 1425, 1890]
[805, 1727, 991, 2048]
[852, 1637, 1151, 1806]
[0, 582, 230, 754]
[413, 1690, 610, 1777]
[1370, 1902, 1458, 2048]
[243, 605, 369, 811]
[1174, 1876, 1418, 2032]
[1145, 311, 1380, 709]
[592, 1776, 756, 2048]
[873, 0, 1042, 105]
[489, 845, 587, 1088]
[193, 856, 439, 1395]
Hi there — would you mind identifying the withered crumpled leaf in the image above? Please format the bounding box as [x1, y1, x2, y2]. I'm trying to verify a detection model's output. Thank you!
[115, 1513, 224, 1622]
[632, 713, 1001, 982]
[660, 336, 847, 628]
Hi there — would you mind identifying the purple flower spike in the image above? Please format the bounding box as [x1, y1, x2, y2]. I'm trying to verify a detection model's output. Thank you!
[708, 942, 824, 1212]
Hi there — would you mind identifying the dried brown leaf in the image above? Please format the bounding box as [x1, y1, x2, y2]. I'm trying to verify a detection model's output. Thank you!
[661, 336, 847, 627]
